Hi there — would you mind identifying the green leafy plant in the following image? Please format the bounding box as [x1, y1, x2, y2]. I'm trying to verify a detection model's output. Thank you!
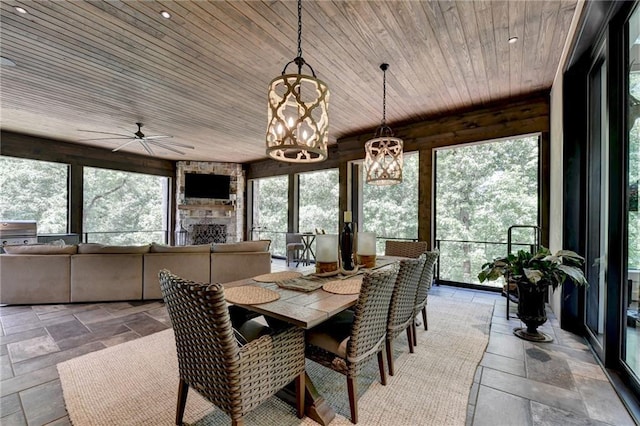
[478, 247, 588, 291]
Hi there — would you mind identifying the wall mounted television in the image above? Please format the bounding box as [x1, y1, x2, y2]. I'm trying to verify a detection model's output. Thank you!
[184, 173, 231, 199]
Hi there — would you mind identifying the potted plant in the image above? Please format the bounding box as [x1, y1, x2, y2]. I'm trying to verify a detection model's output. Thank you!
[478, 247, 588, 342]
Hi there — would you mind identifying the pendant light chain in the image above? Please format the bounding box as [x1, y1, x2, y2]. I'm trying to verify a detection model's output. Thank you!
[382, 66, 387, 126]
[296, 0, 303, 73]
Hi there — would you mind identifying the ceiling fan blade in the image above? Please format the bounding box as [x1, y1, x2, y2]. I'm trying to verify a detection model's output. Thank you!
[143, 135, 173, 140]
[112, 139, 139, 152]
[148, 140, 187, 155]
[153, 140, 195, 149]
[79, 130, 132, 137]
[76, 137, 132, 141]
[139, 140, 155, 156]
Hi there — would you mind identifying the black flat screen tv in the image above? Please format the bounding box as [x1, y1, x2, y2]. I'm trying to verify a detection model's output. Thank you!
[184, 173, 231, 199]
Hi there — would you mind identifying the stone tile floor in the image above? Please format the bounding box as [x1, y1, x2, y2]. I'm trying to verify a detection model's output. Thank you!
[0, 275, 637, 425]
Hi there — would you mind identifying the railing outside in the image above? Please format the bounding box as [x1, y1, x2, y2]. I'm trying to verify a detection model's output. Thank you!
[83, 230, 168, 245]
[435, 238, 535, 289]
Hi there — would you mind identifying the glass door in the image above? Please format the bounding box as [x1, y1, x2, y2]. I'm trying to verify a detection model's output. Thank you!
[585, 49, 608, 352]
[624, 5, 640, 383]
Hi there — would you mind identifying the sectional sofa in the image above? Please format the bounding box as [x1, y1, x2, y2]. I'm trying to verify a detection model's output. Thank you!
[0, 240, 271, 305]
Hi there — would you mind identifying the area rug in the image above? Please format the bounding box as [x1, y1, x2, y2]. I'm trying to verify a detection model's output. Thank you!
[57, 296, 492, 426]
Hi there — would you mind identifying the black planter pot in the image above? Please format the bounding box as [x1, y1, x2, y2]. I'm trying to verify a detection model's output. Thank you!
[513, 280, 553, 342]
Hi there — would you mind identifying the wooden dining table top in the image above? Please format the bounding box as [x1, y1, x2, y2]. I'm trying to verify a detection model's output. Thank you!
[223, 256, 402, 329]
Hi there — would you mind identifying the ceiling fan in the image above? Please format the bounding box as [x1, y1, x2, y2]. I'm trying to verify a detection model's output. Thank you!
[78, 122, 195, 155]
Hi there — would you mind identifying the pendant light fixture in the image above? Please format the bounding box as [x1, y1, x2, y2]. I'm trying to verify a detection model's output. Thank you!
[266, 0, 329, 163]
[364, 63, 403, 185]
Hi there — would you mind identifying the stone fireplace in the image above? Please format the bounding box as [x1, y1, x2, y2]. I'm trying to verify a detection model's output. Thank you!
[175, 161, 244, 244]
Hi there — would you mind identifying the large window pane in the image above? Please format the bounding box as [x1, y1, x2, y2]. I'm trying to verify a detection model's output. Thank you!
[0, 156, 68, 234]
[83, 167, 169, 244]
[250, 175, 288, 256]
[625, 8, 640, 381]
[434, 135, 539, 287]
[361, 152, 419, 253]
[299, 169, 339, 234]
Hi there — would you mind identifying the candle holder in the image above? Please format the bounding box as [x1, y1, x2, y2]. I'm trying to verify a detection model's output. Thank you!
[315, 234, 339, 273]
[356, 232, 377, 268]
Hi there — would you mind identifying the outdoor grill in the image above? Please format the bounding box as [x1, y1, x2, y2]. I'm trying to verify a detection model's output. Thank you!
[0, 220, 38, 246]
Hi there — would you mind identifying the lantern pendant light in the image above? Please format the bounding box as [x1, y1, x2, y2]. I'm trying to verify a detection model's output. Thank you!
[266, 0, 330, 163]
[364, 63, 403, 185]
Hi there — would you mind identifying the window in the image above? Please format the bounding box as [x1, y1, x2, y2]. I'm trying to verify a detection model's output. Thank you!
[83, 167, 169, 244]
[361, 152, 419, 253]
[0, 156, 68, 234]
[434, 135, 539, 287]
[250, 175, 288, 256]
[299, 169, 339, 234]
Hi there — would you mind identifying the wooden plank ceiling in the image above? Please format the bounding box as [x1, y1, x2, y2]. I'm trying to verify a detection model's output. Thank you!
[0, 0, 577, 163]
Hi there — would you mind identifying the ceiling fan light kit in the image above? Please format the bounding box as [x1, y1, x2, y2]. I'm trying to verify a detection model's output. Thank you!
[364, 63, 404, 186]
[266, 0, 329, 163]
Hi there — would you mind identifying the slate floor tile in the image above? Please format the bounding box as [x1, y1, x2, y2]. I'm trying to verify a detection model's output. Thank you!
[530, 401, 611, 426]
[480, 352, 526, 377]
[486, 330, 525, 360]
[100, 330, 142, 347]
[1, 353, 14, 380]
[20, 379, 67, 425]
[12, 341, 105, 376]
[0, 311, 41, 330]
[480, 368, 588, 416]
[0, 365, 59, 397]
[0, 408, 27, 426]
[7, 335, 59, 364]
[0, 328, 47, 346]
[472, 385, 532, 426]
[574, 375, 636, 425]
[1, 393, 22, 417]
[525, 345, 576, 391]
[122, 314, 170, 336]
[565, 358, 608, 381]
[73, 307, 116, 325]
[0, 305, 32, 317]
[46, 318, 90, 342]
[55, 322, 130, 351]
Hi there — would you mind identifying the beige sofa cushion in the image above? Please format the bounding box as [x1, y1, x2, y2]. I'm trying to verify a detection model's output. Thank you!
[143, 252, 210, 299]
[211, 240, 270, 253]
[149, 244, 210, 253]
[0, 254, 71, 304]
[3, 244, 78, 255]
[211, 251, 271, 284]
[71, 254, 143, 302]
[78, 243, 150, 254]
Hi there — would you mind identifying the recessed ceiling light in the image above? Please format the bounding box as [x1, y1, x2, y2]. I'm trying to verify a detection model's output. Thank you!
[160, 11, 171, 19]
[508, 36, 519, 44]
[15, 6, 27, 14]
[0, 56, 17, 67]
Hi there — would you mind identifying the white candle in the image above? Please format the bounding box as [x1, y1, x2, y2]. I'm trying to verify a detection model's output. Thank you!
[344, 211, 352, 223]
[357, 232, 376, 255]
[315, 234, 338, 262]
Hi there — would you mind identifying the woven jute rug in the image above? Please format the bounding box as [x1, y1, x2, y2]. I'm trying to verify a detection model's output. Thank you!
[57, 296, 492, 426]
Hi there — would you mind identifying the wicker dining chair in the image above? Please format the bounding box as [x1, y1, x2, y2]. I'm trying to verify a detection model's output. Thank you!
[384, 240, 428, 259]
[412, 251, 440, 343]
[385, 255, 425, 376]
[305, 265, 399, 424]
[159, 270, 306, 426]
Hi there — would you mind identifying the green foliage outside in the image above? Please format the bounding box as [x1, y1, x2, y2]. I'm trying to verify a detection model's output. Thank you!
[628, 73, 640, 270]
[435, 136, 539, 286]
[362, 153, 419, 253]
[0, 156, 68, 234]
[251, 175, 288, 256]
[83, 167, 168, 245]
[299, 169, 339, 234]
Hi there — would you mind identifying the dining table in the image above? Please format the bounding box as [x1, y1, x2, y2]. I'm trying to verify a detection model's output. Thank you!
[222, 256, 403, 425]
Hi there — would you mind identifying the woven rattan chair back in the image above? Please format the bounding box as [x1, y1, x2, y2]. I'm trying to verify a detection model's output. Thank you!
[385, 256, 425, 375]
[413, 250, 440, 336]
[384, 240, 428, 258]
[159, 270, 306, 425]
[346, 265, 399, 374]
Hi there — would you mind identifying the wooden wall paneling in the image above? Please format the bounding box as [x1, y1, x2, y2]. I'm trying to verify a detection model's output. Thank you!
[508, 1, 527, 96]
[418, 147, 433, 247]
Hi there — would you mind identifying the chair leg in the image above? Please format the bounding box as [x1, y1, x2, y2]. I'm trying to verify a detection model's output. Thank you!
[406, 326, 414, 353]
[377, 351, 387, 385]
[295, 372, 305, 419]
[176, 378, 189, 426]
[386, 338, 394, 376]
[232, 418, 244, 426]
[422, 306, 428, 331]
[411, 321, 418, 347]
[347, 376, 358, 424]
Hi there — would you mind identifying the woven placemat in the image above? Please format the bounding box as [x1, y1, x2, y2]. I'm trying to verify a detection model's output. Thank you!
[224, 286, 280, 305]
[322, 278, 362, 295]
[252, 271, 303, 282]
